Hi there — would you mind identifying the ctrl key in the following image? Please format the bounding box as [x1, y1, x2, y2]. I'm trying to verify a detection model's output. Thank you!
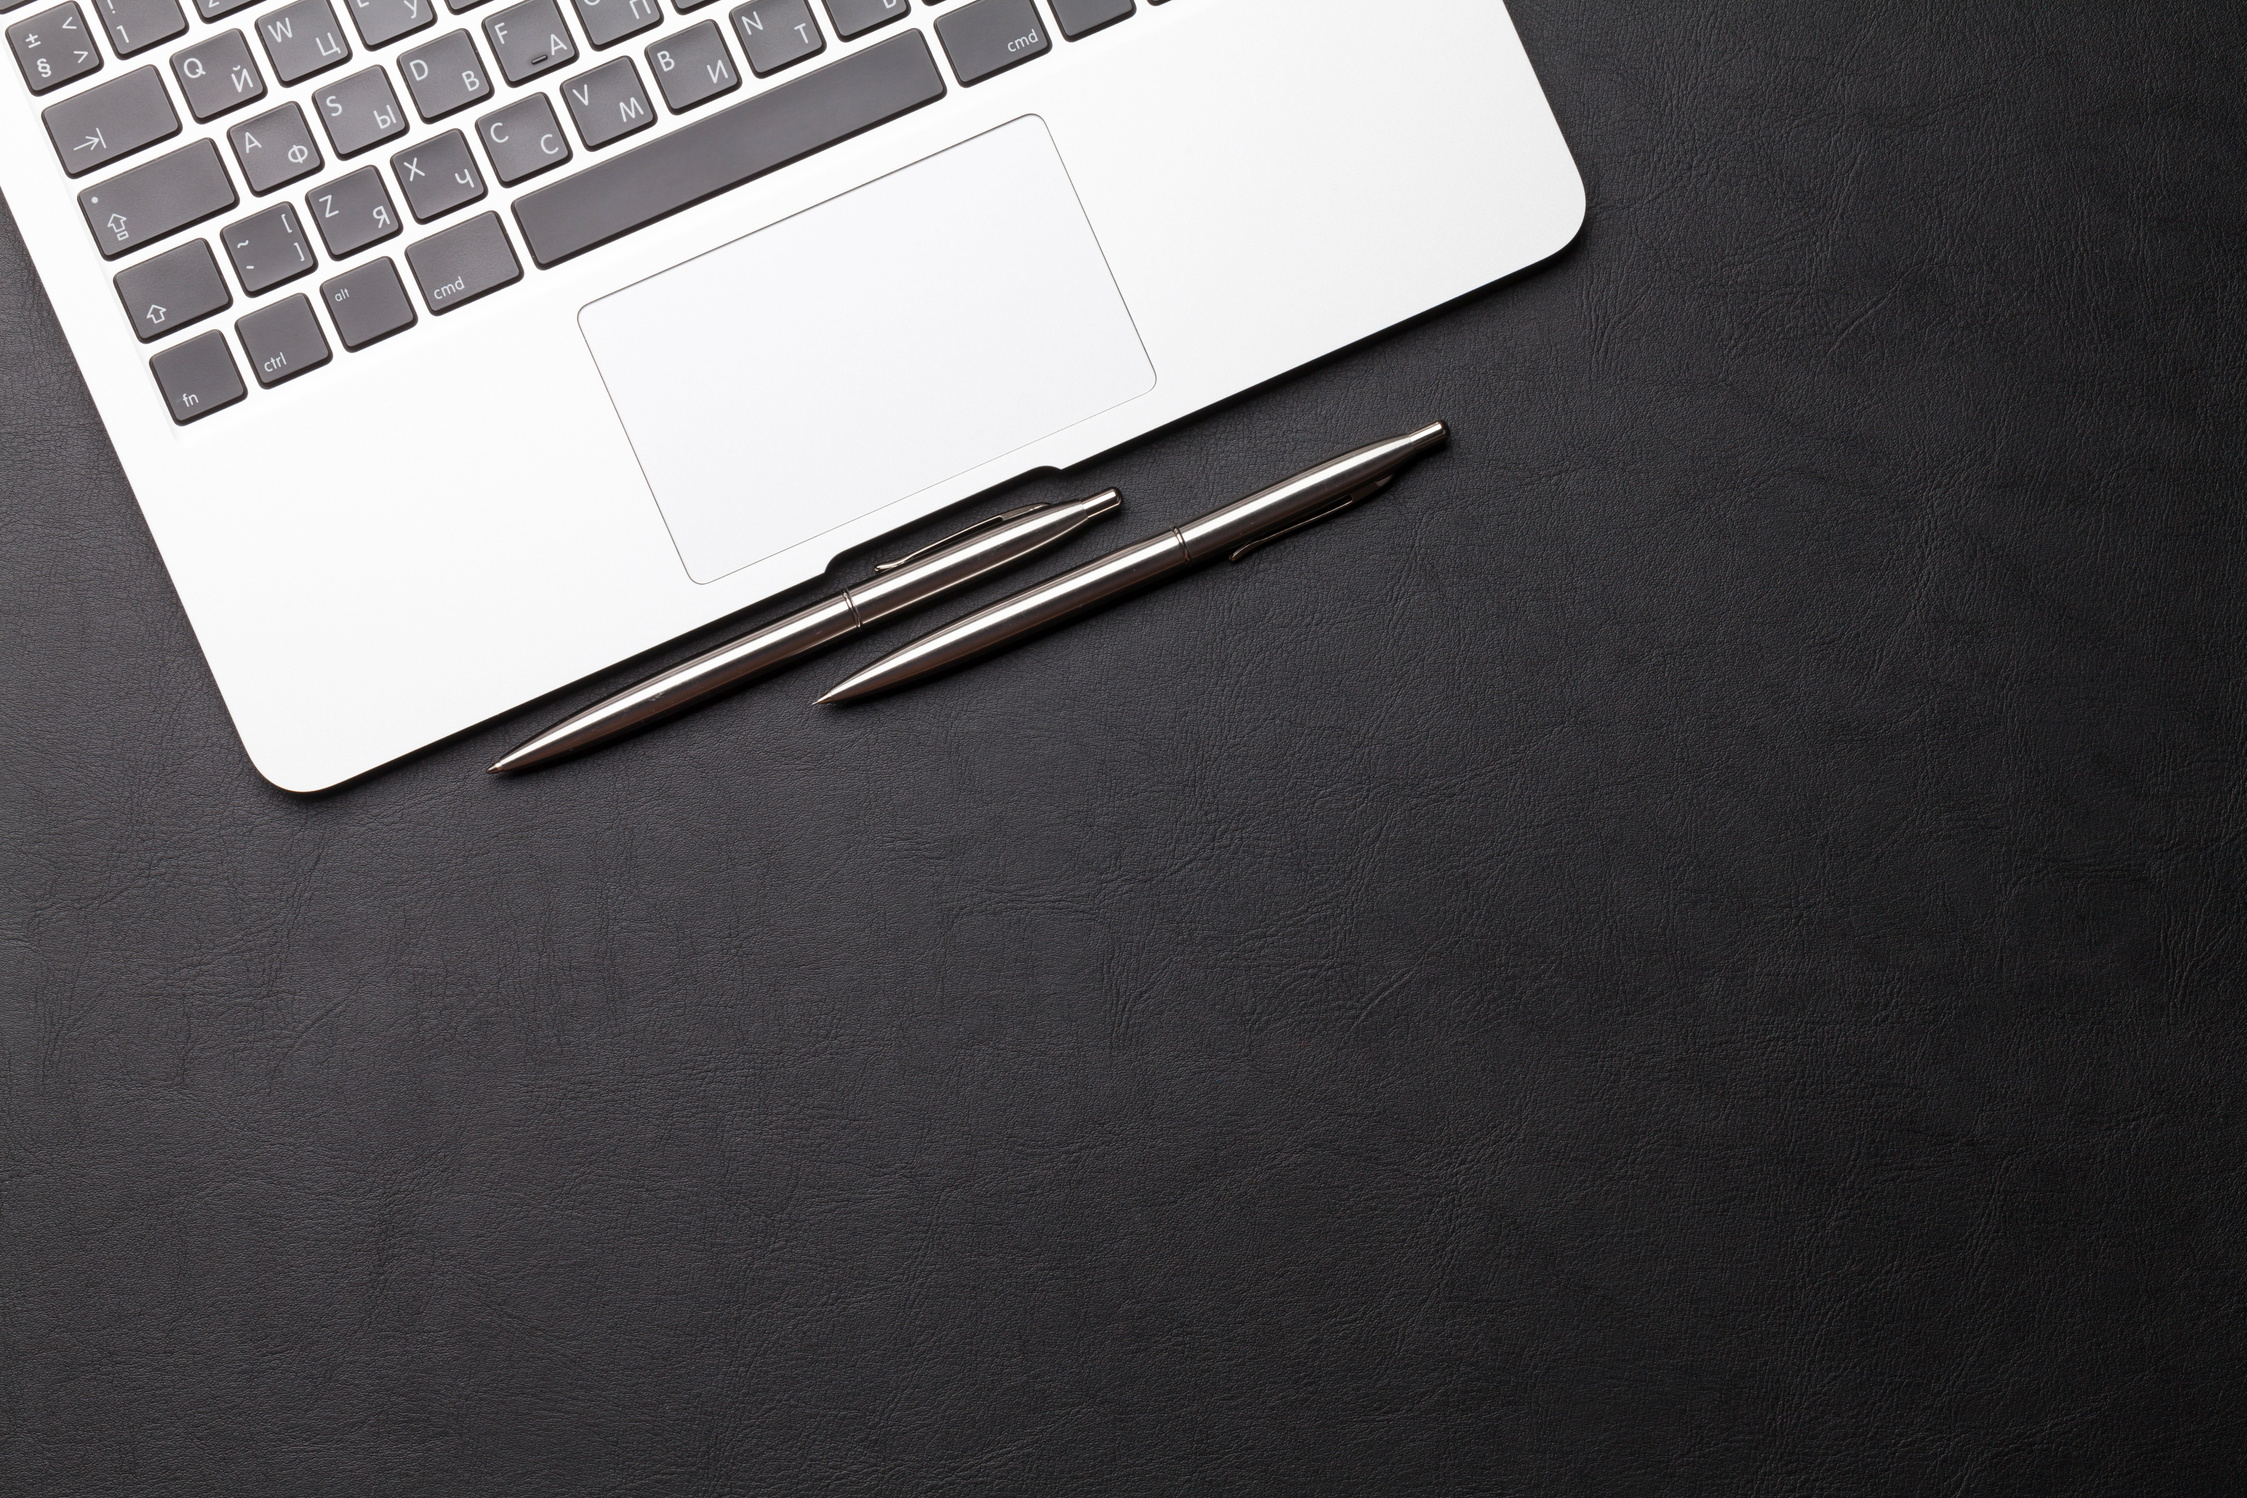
[405, 210, 520, 315]
[150, 329, 247, 424]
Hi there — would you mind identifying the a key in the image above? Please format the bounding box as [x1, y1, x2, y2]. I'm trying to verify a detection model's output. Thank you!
[511, 29, 943, 267]
[404, 209, 520, 314]
[305, 164, 400, 254]
[112, 238, 230, 341]
[728, 0, 818, 77]
[391, 128, 484, 220]
[559, 55, 650, 148]
[43, 64, 177, 176]
[568, 0, 654, 49]
[481, 0, 574, 84]
[345, 0, 433, 48]
[151, 329, 246, 422]
[90, 0, 183, 58]
[320, 255, 415, 347]
[170, 30, 266, 121]
[934, 0, 1047, 86]
[398, 28, 487, 118]
[644, 21, 733, 113]
[258, 0, 351, 85]
[1046, 0, 1130, 40]
[475, 92, 569, 184]
[228, 101, 324, 193]
[222, 200, 317, 293]
[9, 3, 101, 93]
[311, 64, 407, 155]
[236, 293, 330, 385]
[78, 139, 236, 259]
[820, 0, 905, 41]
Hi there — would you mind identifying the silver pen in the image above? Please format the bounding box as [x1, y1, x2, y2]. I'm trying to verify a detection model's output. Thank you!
[490, 489, 1123, 772]
[817, 421, 1449, 705]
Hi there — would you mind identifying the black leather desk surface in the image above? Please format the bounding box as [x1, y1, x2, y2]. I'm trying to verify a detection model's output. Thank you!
[4, 3, 2244, 1492]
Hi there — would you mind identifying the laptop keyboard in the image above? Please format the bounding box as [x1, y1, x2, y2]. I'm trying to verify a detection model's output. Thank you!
[6, 0, 1171, 424]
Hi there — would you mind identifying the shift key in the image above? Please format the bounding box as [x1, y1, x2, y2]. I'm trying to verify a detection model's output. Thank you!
[404, 210, 521, 314]
[78, 138, 237, 259]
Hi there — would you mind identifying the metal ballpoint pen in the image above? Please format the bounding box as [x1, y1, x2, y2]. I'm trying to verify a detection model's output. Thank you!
[489, 490, 1123, 773]
[817, 421, 1451, 705]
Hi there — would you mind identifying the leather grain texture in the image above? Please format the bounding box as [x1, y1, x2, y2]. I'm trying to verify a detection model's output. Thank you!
[4, 2, 2245, 1492]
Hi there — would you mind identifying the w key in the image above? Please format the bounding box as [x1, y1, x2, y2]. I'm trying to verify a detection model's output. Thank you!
[42, 64, 179, 176]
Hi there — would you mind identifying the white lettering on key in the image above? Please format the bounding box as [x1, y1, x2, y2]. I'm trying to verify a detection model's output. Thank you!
[408, 57, 427, 79]
[182, 54, 205, 77]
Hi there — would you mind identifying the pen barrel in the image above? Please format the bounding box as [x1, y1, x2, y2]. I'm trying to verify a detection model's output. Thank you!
[846, 490, 1125, 629]
[1175, 422, 1449, 561]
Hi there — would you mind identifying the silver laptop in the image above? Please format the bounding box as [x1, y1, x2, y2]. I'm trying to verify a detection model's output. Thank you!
[1, 0, 1582, 789]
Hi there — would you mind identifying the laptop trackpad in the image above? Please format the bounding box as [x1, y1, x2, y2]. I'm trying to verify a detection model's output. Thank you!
[579, 117, 1156, 585]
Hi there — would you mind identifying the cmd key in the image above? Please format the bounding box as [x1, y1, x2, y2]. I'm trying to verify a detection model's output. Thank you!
[404, 209, 520, 313]
[78, 138, 238, 259]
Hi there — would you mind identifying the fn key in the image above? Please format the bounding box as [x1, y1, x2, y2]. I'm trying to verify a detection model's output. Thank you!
[404, 210, 520, 314]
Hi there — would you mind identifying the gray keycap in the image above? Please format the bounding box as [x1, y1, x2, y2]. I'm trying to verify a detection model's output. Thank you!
[481, 0, 573, 83]
[113, 237, 230, 341]
[344, 0, 433, 47]
[170, 29, 265, 121]
[935, 0, 1046, 85]
[1047, 0, 1128, 40]
[512, 29, 942, 266]
[312, 64, 407, 155]
[150, 329, 246, 422]
[476, 91, 569, 183]
[228, 102, 324, 193]
[222, 200, 317, 293]
[236, 293, 331, 384]
[568, 0, 653, 49]
[398, 28, 487, 118]
[192, 0, 260, 21]
[560, 55, 650, 148]
[90, 0, 183, 57]
[320, 255, 415, 347]
[728, 0, 817, 76]
[391, 127, 483, 220]
[258, 0, 351, 84]
[10, 3, 102, 93]
[644, 21, 733, 112]
[305, 164, 401, 254]
[821, 0, 904, 41]
[43, 64, 177, 176]
[78, 138, 237, 259]
[404, 209, 520, 313]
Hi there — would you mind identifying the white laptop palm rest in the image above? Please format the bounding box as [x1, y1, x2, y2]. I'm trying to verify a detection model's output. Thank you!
[0, 0, 1583, 789]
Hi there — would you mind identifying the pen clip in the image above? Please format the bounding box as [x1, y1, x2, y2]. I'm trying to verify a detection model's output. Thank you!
[874, 504, 1050, 573]
[1226, 476, 1395, 563]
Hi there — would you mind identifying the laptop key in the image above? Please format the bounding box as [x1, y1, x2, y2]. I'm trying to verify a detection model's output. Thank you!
[476, 91, 569, 183]
[820, 0, 904, 41]
[170, 30, 266, 122]
[222, 200, 317, 294]
[150, 329, 246, 423]
[934, 0, 1048, 86]
[42, 64, 178, 176]
[306, 164, 401, 254]
[569, 0, 656, 49]
[398, 28, 489, 118]
[392, 129, 484, 220]
[644, 21, 734, 113]
[9, 3, 102, 93]
[312, 64, 408, 156]
[258, 0, 352, 85]
[228, 101, 325, 193]
[78, 139, 237, 259]
[560, 55, 651, 148]
[90, 0, 184, 58]
[192, 0, 260, 19]
[320, 255, 416, 347]
[345, 0, 434, 49]
[482, 0, 575, 84]
[512, 28, 943, 267]
[113, 237, 231, 342]
[1047, 0, 1129, 40]
[404, 209, 520, 314]
[236, 293, 331, 384]
[728, 0, 818, 76]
